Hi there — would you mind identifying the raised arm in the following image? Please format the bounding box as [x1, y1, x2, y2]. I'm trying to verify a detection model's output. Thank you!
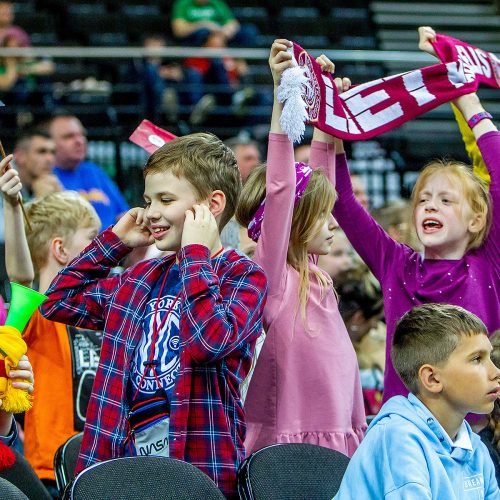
[41, 207, 157, 328]
[252, 40, 297, 296]
[0, 155, 34, 287]
[40, 228, 130, 330]
[418, 26, 499, 259]
[454, 92, 499, 261]
[309, 74, 352, 183]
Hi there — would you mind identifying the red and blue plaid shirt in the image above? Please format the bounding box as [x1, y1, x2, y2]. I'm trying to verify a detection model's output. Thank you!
[40, 229, 267, 498]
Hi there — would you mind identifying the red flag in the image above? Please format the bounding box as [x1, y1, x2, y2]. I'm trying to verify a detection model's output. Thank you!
[129, 119, 177, 154]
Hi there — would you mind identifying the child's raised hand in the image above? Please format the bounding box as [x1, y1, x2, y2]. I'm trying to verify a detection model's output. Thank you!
[112, 207, 155, 248]
[334, 76, 352, 94]
[418, 26, 437, 58]
[315, 55, 351, 93]
[269, 39, 293, 87]
[181, 204, 222, 254]
[316, 54, 335, 74]
[0, 156, 22, 206]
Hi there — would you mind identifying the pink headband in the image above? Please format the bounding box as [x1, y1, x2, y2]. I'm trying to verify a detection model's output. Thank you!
[248, 162, 312, 242]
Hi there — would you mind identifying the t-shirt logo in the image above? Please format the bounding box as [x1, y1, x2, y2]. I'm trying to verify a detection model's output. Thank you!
[463, 474, 484, 491]
[131, 293, 181, 397]
[67, 326, 103, 431]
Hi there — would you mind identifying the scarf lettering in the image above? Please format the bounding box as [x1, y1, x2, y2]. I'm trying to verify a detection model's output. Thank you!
[281, 33, 499, 142]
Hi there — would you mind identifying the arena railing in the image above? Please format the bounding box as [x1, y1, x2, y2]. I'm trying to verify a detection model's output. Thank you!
[0, 46, 436, 64]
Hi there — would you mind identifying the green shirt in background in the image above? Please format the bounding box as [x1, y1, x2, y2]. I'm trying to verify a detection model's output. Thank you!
[172, 0, 234, 25]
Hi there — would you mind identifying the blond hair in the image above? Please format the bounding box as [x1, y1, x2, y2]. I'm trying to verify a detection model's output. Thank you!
[411, 160, 491, 250]
[488, 330, 500, 453]
[392, 303, 487, 394]
[25, 191, 100, 271]
[143, 133, 240, 230]
[236, 164, 336, 322]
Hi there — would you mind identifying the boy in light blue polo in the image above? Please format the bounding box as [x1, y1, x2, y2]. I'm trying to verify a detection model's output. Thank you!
[334, 303, 500, 499]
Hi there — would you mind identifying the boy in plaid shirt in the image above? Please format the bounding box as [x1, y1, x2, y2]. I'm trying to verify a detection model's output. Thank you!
[40, 133, 267, 498]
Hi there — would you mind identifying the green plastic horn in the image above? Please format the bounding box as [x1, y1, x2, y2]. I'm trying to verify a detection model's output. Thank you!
[5, 283, 47, 332]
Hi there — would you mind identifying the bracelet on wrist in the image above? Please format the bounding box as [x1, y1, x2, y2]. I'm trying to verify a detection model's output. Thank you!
[467, 111, 492, 129]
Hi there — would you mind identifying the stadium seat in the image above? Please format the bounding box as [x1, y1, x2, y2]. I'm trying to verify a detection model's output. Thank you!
[64, 456, 226, 500]
[237, 443, 350, 500]
[54, 432, 84, 498]
[0, 478, 28, 500]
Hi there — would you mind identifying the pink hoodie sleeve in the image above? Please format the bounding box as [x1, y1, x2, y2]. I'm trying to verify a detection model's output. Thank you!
[254, 133, 296, 298]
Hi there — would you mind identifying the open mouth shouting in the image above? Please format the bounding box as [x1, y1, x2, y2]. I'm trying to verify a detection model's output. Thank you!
[422, 218, 443, 234]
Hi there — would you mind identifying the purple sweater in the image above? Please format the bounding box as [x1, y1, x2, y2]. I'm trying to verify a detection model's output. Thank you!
[334, 131, 500, 401]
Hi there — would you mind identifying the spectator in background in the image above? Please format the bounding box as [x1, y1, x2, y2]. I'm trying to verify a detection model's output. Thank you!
[129, 34, 215, 126]
[336, 264, 385, 416]
[351, 174, 369, 211]
[225, 134, 261, 182]
[0, 34, 54, 111]
[47, 114, 129, 229]
[220, 135, 261, 250]
[14, 129, 61, 200]
[0, 1, 30, 47]
[171, 0, 259, 113]
[372, 199, 421, 250]
[171, 0, 256, 48]
[0, 130, 60, 298]
[317, 228, 354, 281]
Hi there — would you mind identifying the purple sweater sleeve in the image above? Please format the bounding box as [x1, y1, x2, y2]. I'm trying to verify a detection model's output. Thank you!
[333, 153, 403, 283]
[254, 133, 296, 297]
[477, 131, 500, 264]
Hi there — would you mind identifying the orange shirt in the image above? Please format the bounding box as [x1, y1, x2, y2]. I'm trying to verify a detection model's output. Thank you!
[23, 310, 102, 480]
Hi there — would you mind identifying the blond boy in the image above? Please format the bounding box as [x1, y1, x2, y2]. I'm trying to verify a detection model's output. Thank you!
[0, 156, 101, 494]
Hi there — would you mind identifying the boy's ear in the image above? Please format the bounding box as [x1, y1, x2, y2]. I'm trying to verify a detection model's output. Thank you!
[208, 190, 226, 220]
[418, 364, 443, 394]
[50, 236, 69, 265]
[468, 212, 486, 234]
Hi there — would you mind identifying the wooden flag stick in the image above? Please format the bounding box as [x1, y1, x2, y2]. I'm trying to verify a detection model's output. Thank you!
[0, 140, 32, 232]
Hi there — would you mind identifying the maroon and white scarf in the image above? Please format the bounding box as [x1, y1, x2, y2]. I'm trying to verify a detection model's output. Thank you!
[279, 34, 499, 143]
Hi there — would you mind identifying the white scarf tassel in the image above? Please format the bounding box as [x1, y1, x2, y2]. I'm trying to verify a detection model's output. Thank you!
[277, 61, 310, 144]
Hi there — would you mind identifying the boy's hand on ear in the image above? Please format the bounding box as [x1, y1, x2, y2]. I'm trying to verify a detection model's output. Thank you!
[181, 204, 222, 254]
[112, 207, 155, 248]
